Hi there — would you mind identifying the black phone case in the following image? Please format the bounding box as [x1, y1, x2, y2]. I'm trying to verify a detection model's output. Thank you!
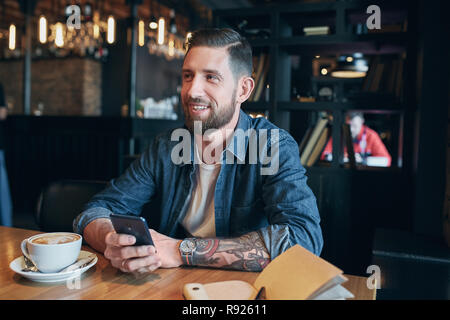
[110, 213, 154, 246]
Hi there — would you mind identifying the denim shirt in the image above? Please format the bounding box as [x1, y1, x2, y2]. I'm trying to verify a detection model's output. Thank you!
[73, 110, 323, 258]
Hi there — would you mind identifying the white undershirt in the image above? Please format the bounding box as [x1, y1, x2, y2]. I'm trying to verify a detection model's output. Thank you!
[182, 148, 221, 238]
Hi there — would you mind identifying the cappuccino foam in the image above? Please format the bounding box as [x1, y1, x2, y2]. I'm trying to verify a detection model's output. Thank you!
[31, 234, 80, 245]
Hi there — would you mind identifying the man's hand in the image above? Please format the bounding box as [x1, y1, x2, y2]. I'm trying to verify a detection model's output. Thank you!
[104, 231, 161, 273]
[84, 218, 182, 273]
[150, 229, 183, 269]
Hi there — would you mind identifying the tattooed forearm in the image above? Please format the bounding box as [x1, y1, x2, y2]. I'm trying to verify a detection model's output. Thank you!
[192, 231, 271, 272]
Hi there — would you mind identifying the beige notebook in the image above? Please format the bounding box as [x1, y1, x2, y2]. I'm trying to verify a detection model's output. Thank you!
[183, 244, 354, 300]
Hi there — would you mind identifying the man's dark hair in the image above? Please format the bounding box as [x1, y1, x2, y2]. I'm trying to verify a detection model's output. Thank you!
[185, 28, 253, 80]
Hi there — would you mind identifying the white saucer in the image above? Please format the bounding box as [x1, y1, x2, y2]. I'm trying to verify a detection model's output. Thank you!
[9, 250, 98, 283]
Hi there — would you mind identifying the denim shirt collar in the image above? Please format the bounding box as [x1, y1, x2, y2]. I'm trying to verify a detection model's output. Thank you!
[224, 109, 250, 162]
[181, 109, 250, 165]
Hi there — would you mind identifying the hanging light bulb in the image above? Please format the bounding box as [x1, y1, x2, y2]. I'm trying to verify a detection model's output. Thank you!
[9, 24, 16, 50]
[149, 16, 158, 30]
[168, 39, 174, 57]
[157, 17, 165, 45]
[149, 0, 158, 29]
[93, 23, 100, 39]
[138, 20, 145, 47]
[55, 22, 65, 47]
[38, 16, 47, 44]
[107, 15, 115, 44]
[93, 11, 100, 39]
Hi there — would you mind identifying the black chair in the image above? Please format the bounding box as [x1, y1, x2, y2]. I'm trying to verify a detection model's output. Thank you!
[36, 180, 107, 232]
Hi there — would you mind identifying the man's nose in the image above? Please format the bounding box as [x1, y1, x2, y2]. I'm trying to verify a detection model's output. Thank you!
[186, 75, 205, 98]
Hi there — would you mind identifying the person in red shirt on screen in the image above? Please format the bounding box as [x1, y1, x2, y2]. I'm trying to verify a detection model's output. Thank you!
[321, 112, 391, 166]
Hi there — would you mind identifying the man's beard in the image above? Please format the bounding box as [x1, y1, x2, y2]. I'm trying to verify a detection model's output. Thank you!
[183, 90, 237, 134]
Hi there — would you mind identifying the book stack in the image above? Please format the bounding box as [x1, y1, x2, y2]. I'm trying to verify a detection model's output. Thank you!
[249, 53, 270, 102]
[303, 26, 330, 36]
[300, 114, 330, 167]
[362, 56, 404, 99]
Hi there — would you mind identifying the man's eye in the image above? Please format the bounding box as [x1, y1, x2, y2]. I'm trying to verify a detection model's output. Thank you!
[206, 74, 219, 82]
[183, 74, 193, 81]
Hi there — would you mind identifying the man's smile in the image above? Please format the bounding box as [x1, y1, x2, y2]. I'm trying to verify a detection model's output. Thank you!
[188, 102, 211, 115]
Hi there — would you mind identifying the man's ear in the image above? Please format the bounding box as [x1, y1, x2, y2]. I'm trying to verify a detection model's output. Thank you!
[236, 76, 255, 103]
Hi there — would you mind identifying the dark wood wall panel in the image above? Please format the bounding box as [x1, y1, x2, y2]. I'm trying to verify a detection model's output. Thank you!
[3, 115, 183, 215]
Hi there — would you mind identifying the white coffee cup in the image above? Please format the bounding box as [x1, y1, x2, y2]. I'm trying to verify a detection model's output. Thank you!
[21, 232, 82, 273]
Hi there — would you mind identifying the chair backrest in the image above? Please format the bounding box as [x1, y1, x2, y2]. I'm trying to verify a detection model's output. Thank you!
[36, 180, 107, 232]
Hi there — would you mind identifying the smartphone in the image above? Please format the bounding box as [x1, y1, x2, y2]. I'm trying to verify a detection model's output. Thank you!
[110, 213, 154, 246]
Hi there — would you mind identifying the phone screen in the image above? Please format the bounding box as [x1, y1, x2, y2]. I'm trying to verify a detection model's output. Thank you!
[110, 213, 154, 246]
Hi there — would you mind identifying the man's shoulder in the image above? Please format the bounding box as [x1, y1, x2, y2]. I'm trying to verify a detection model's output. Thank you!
[249, 115, 295, 144]
[364, 125, 382, 140]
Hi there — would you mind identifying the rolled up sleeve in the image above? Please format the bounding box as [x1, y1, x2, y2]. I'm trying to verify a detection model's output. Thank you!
[73, 207, 113, 235]
[258, 132, 323, 258]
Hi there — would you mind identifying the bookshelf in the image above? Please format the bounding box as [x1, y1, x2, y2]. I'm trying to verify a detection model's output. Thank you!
[214, 0, 417, 274]
[215, 0, 413, 169]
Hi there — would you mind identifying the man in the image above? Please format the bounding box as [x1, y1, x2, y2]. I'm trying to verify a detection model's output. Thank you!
[321, 112, 392, 166]
[73, 28, 323, 274]
[0, 82, 12, 227]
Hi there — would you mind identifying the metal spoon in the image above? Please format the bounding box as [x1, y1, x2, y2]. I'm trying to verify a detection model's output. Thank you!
[22, 255, 39, 272]
[22, 254, 96, 274]
[59, 255, 96, 273]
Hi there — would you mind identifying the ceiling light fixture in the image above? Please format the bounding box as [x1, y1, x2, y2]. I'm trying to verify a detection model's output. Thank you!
[107, 15, 115, 44]
[39, 16, 47, 44]
[9, 24, 16, 50]
[331, 53, 368, 78]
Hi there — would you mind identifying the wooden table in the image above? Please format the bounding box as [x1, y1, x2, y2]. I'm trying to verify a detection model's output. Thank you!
[0, 226, 376, 300]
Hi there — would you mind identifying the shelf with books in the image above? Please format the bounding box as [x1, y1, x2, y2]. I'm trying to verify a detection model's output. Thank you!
[293, 108, 403, 170]
[214, 1, 412, 169]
